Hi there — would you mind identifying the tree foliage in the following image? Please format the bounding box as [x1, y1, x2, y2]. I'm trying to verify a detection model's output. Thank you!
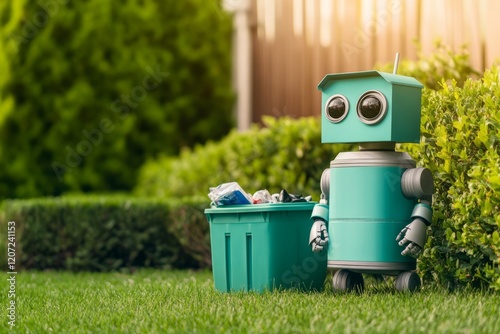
[0, 0, 234, 198]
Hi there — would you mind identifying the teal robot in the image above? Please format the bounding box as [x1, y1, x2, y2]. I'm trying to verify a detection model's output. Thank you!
[309, 66, 434, 292]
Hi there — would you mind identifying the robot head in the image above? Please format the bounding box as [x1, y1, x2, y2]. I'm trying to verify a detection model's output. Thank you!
[318, 71, 423, 144]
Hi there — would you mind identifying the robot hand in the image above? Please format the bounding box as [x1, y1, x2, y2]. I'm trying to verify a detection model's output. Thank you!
[396, 218, 427, 258]
[309, 219, 329, 252]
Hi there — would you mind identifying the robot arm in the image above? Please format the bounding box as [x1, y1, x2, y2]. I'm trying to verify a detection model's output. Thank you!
[396, 167, 434, 258]
[309, 195, 329, 252]
[309, 169, 330, 252]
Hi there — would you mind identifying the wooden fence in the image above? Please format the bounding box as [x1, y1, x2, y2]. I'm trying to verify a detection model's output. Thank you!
[248, 0, 500, 122]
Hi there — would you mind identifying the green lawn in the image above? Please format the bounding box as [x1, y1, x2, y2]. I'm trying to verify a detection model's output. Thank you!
[2, 270, 499, 333]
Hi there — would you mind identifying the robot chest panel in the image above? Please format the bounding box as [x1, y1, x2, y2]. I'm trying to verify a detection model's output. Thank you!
[330, 165, 416, 219]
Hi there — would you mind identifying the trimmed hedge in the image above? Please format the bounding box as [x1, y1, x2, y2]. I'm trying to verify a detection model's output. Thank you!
[0, 196, 210, 271]
[167, 197, 212, 268]
[407, 66, 500, 290]
[135, 116, 354, 200]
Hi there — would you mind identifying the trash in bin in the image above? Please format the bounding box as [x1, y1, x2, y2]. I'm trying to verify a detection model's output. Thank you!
[276, 189, 311, 203]
[252, 189, 272, 204]
[209, 182, 313, 207]
[208, 182, 252, 206]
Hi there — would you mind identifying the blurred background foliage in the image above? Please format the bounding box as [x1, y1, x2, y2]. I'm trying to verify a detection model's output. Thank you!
[375, 41, 480, 90]
[135, 116, 353, 200]
[0, 0, 234, 199]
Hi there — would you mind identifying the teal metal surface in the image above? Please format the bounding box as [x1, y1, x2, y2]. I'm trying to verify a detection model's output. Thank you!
[327, 164, 417, 266]
[317, 70, 423, 89]
[318, 71, 423, 144]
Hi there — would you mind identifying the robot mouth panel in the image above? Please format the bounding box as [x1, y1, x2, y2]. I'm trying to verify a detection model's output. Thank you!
[328, 163, 417, 220]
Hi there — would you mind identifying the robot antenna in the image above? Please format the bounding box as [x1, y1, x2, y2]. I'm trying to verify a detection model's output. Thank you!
[393, 52, 400, 74]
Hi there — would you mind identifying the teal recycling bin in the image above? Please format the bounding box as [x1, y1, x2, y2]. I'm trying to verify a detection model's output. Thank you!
[205, 202, 327, 292]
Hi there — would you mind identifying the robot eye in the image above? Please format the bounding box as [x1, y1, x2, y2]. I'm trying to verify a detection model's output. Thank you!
[325, 95, 349, 123]
[357, 91, 387, 124]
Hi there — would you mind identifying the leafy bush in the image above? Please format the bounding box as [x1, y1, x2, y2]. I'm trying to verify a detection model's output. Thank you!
[376, 41, 479, 90]
[0, 0, 233, 199]
[0, 195, 210, 271]
[135, 116, 354, 199]
[410, 67, 500, 290]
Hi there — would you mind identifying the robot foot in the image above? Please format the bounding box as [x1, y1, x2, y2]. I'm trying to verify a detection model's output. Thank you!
[332, 269, 364, 293]
[395, 271, 421, 292]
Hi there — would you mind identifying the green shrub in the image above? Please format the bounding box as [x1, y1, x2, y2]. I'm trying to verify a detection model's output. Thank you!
[376, 41, 479, 90]
[410, 67, 500, 290]
[0, 195, 210, 271]
[0, 0, 233, 199]
[167, 196, 212, 268]
[135, 116, 354, 200]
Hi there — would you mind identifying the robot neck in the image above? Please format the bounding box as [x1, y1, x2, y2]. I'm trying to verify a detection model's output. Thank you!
[359, 142, 396, 151]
